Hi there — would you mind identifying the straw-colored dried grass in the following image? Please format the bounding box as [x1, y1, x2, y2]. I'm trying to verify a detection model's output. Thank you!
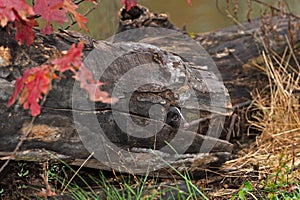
[224, 43, 300, 182]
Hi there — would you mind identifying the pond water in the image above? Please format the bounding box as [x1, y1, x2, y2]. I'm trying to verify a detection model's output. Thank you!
[79, 0, 300, 40]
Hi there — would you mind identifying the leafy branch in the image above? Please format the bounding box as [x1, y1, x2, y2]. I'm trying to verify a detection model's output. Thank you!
[7, 42, 117, 116]
[0, 0, 120, 116]
[0, 0, 88, 45]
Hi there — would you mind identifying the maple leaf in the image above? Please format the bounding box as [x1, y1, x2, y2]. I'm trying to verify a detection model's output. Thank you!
[121, 0, 138, 11]
[52, 42, 117, 103]
[33, 0, 67, 35]
[1, 0, 88, 43]
[14, 19, 38, 45]
[7, 77, 24, 107]
[53, 42, 117, 103]
[0, 0, 34, 27]
[32, 0, 88, 35]
[8, 65, 52, 116]
[73, 64, 117, 103]
[52, 42, 84, 72]
[0, 0, 37, 45]
[22, 66, 52, 116]
[63, 0, 88, 31]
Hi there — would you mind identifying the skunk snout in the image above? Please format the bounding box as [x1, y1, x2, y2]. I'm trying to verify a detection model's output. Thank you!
[166, 106, 189, 129]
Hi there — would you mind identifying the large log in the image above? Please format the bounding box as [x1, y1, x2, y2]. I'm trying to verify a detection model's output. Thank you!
[0, 33, 233, 176]
[0, 5, 299, 177]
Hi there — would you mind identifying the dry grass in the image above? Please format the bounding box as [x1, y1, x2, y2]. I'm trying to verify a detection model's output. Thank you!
[225, 41, 300, 185]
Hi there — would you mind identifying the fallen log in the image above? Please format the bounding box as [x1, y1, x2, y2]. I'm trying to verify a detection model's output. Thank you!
[0, 5, 299, 177]
[0, 35, 233, 176]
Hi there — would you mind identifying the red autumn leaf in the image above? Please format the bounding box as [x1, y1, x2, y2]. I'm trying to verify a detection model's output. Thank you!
[20, 66, 52, 116]
[72, 11, 88, 31]
[0, 0, 37, 45]
[8, 65, 52, 116]
[0, 0, 34, 27]
[33, 0, 67, 35]
[73, 65, 117, 103]
[14, 18, 38, 45]
[63, 0, 88, 31]
[121, 0, 138, 11]
[7, 77, 24, 107]
[1, 0, 88, 43]
[32, 0, 88, 35]
[52, 42, 84, 72]
[53, 42, 117, 103]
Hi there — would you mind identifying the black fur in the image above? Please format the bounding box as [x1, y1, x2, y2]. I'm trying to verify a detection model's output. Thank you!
[166, 106, 184, 128]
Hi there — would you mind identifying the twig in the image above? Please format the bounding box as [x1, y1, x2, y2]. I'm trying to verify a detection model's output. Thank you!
[225, 9, 245, 30]
[0, 117, 35, 173]
[74, 0, 85, 5]
[251, 0, 300, 19]
[187, 100, 252, 128]
[187, 114, 218, 127]
[233, 100, 252, 109]
[64, 1, 100, 30]
[226, 114, 237, 141]
[38, 160, 56, 197]
[61, 152, 94, 194]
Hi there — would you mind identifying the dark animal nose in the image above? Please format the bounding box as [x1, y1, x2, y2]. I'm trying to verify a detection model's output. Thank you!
[166, 106, 189, 129]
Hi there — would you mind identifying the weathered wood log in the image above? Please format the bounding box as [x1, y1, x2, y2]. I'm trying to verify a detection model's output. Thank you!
[0, 5, 299, 177]
[0, 27, 233, 176]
